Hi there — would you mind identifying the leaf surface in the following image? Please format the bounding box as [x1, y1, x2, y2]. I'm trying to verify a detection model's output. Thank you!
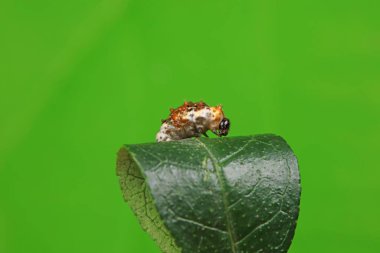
[117, 134, 301, 253]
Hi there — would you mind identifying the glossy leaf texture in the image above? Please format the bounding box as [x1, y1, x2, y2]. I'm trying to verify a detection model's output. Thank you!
[116, 134, 301, 253]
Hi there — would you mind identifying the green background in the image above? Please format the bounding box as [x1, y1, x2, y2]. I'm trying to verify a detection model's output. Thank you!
[1, 0, 379, 252]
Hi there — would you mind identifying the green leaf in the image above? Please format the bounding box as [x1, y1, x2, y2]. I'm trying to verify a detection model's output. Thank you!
[116, 134, 301, 253]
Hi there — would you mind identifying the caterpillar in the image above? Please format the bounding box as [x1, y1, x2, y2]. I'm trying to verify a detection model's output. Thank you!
[156, 101, 230, 142]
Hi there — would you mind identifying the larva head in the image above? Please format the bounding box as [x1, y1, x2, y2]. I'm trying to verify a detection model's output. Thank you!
[218, 117, 230, 136]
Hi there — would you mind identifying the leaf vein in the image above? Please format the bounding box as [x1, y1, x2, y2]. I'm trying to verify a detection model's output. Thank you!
[195, 138, 238, 253]
[176, 216, 228, 235]
[220, 139, 254, 164]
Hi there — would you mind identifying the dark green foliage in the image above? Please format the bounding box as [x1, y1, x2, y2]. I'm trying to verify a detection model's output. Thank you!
[117, 135, 301, 253]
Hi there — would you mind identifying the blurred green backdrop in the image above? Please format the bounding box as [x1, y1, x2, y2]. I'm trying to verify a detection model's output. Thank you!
[1, 0, 379, 252]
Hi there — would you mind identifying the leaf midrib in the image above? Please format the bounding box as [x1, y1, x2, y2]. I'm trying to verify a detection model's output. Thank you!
[195, 138, 238, 253]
